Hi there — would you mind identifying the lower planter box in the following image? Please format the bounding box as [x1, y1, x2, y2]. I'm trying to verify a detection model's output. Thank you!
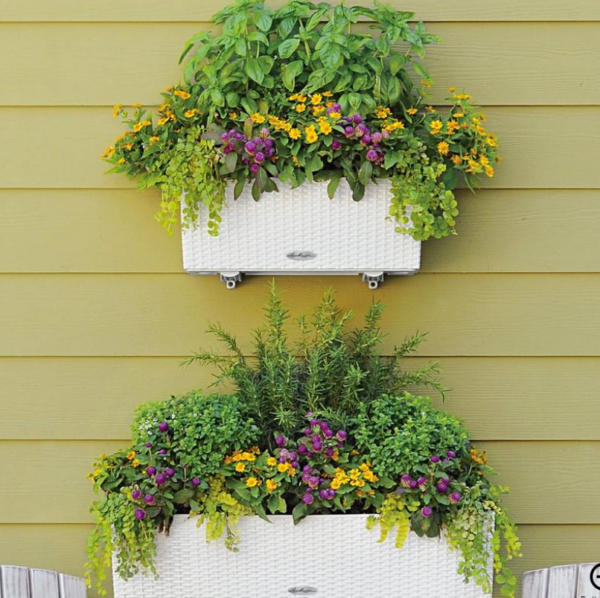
[181, 180, 421, 289]
[112, 514, 492, 598]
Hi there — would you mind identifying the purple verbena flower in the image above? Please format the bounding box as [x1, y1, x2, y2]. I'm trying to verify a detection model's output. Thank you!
[371, 132, 383, 143]
[145, 442, 153, 448]
[144, 494, 155, 504]
[165, 467, 175, 478]
[302, 493, 315, 505]
[275, 435, 287, 447]
[131, 489, 142, 500]
[417, 477, 427, 490]
[146, 466, 156, 476]
[450, 492, 462, 504]
[437, 482, 448, 494]
[135, 508, 146, 520]
[336, 430, 347, 441]
[155, 473, 167, 485]
[292, 461, 299, 469]
[366, 149, 379, 162]
[158, 421, 169, 433]
[447, 451, 456, 459]
[332, 139, 342, 150]
[158, 449, 167, 455]
[250, 163, 260, 174]
[192, 478, 201, 487]
[401, 474, 412, 488]
[254, 151, 265, 163]
[319, 489, 329, 500]
[430, 455, 441, 463]
[409, 480, 418, 489]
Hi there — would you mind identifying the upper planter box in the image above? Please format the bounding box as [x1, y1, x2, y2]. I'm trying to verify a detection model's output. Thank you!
[113, 514, 492, 598]
[182, 180, 421, 289]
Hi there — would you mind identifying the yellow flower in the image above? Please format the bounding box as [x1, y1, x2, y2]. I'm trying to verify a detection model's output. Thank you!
[331, 450, 339, 461]
[429, 120, 443, 135]
[288, 467, 297, 477]
[375, 106, 391, 119]
[117, 157, 126, 164]
[266, 479, 278, 493]
[174, 90, 191, 99]
[184, 109, 199, 118]
[102, 146, 115, 159]
[296, 95, 307, 103]
[485, 165, 495, 178]
[289, 128, 301, 140]
[93, 468, 102, 477]
[364, 471, 378, 483]
[456, 93, 472, 101]
[251, 113, 266, 124]
[112, 104, 123, 119]
[351, 479, 366, 488]
[330, 479, 342, 490]
[229, 111, 238, 119]
[132, 459, 140, 467]
[437, 141, 450, 156]
[133, 120, 151, 133]
[322, 91, 333, 97]
[453, 112, 464, 119]
[420, 79, 431, 88]
[289, 94, 299, 101]
[383, 120, 405, 133]
[407, 108, 418, 115]
[267, 457, 277, 467]
[235, 463, 246, 473]
[292, 155, 300, 166]
[451, 154, 463, 165]
[305, 126, 318, 144]
[446, 120, 459, 135]
[295, 104, 306, 113]
[425, 106, 436, 113]
[246, 477, 259, 488]
[312, 105, 325, 115]
[157, 117, 169, 126]
[329, 111, 341, 119]
[149, 136, 159, 144]
[359, 463, 370, 472]
[486, 136, 498, 148]
[126, 451, 136, 460]
[319, 121, 332, 135]
[311, 94, 323, 105]
[449, 86, 457, 93]
[349, 469, 361, 480]
[277, 462, 290, 473]
[123, 143, 134, 150]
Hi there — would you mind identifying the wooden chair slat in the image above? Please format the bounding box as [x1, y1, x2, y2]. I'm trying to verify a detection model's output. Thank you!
[522, 567, 549, 598]
[29, 569, 60, 598]
[0, 566, 30, 598]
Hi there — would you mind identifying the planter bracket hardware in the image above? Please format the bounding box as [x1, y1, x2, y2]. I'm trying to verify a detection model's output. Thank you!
[362, 272, 385, 290]
[219, 272, 243, 289]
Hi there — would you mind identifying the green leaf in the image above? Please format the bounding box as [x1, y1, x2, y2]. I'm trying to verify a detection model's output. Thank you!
[389, 53, 406, 76]
[348, 92, 362, 111]
[210, 88, 224, 106]
[279, 38, 300, 59]
[282, 60, 303, 92]
[233, 177, 245, 199]
[224, 152, 238, 173]
[240, 97, 258, 115]
[278, 17, 296, 39]
[292, 502, 308, 524]
[358, 160, 373, 186]
[173, 488, 194, 504]
[253, 11, 273, 32]
[245, 58, 265, 84]
[327, 171, 342, 199]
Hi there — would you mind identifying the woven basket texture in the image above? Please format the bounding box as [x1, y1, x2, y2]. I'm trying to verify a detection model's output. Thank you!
[113, 514, 492, 598]
[181, 180, 421, 274]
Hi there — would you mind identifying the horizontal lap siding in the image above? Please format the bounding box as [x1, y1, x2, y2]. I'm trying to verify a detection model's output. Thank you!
[1, 5, 598, 598]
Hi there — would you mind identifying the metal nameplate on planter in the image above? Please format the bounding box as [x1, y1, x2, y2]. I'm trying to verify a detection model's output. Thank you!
[286, 251, 317, 261]
[288, 587, 318, 595]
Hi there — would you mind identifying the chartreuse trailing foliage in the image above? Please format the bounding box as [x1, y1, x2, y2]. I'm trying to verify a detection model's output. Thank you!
[103, 0, 501, 239]
[86, 288, 520, 598]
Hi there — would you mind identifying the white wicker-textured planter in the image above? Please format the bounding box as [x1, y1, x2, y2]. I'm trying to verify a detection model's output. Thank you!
[113, 515, 492, 598]
[181, 180, 421, 289]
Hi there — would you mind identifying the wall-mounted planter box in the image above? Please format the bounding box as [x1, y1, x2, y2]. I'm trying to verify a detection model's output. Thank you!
[113, 514, 491, 598]
[182, 180, 421, 289]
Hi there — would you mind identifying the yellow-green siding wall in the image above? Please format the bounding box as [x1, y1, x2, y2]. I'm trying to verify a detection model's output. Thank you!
[1, 2, 599, 596]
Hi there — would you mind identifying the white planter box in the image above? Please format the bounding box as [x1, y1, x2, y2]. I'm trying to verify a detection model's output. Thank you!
[113, 514, 492, 598]
[181, 180, 421, 288]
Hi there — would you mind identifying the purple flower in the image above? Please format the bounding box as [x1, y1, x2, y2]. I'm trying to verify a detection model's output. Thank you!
[146, 466, 157, 477]
[447, 451, 456, 459]
[220, 132, 229, 141]
[332, 139, 342, 150]
[279, 456, 288, 464]
[303, 465, 312, 473]
[421, 506, 433, 518]
[437, 482, 448, 494]
[158, 421, 169, 433]
[382, 130, 390, 139]
[450, 492, 462, 504]
[144, 494, 155, 504]
[310, 419, 319, 427]
[401, 474, 412, 488]
[155, 473, 167, 485]
[223, 146, 232, 154]
[292, 461, 299, 469]
[303, 428, 312, 436]
[311, 434, 321, 443]
[254, 151, 265, 163]
[323, 429, 333, 439]
[298, 444, 308, 454]
[336, 430, 347, 441]
[361, 134, 372, 145]
[165, 467, 175, 478]
[366, 149, 378, 162]
[326, 103, 342, 114]
[259, 127, 270, 139]
[158, 449, 167, 455]
[307, 452, 314, 458]
[308, 476, 320, 488]
[352, 114, 363, 124]
[135, 508, 146, 520]
[245, 141, 257, 154]
[409, 480, 418, 489]
[191, 478, 201, 487]
[326, 489, 336, 499]
[430, 455, 440, 463]
[442, 478, 451, 485]
[145, 442, 153, 448]
[250, 163, 260, 174]
[325, 447, 334, 457]
[371, 132, 382, 143]
[275, 435, 287, 447]
[312, 441, 322, 452]
[344, 126, 354, 137]
[417, 477, 427, 490]
[131, 489, 142, 500]
[319, 489, 329, 500]
[302, 493, 314, 505]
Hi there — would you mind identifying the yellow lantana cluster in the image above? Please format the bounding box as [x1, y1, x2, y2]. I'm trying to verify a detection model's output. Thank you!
[223, 447, 260, 466]
[330, 463, 378, 490]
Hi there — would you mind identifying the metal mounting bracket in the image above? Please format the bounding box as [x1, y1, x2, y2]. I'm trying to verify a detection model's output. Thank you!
[219, 272, 243, 289]
[361, 272, 385, 290]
